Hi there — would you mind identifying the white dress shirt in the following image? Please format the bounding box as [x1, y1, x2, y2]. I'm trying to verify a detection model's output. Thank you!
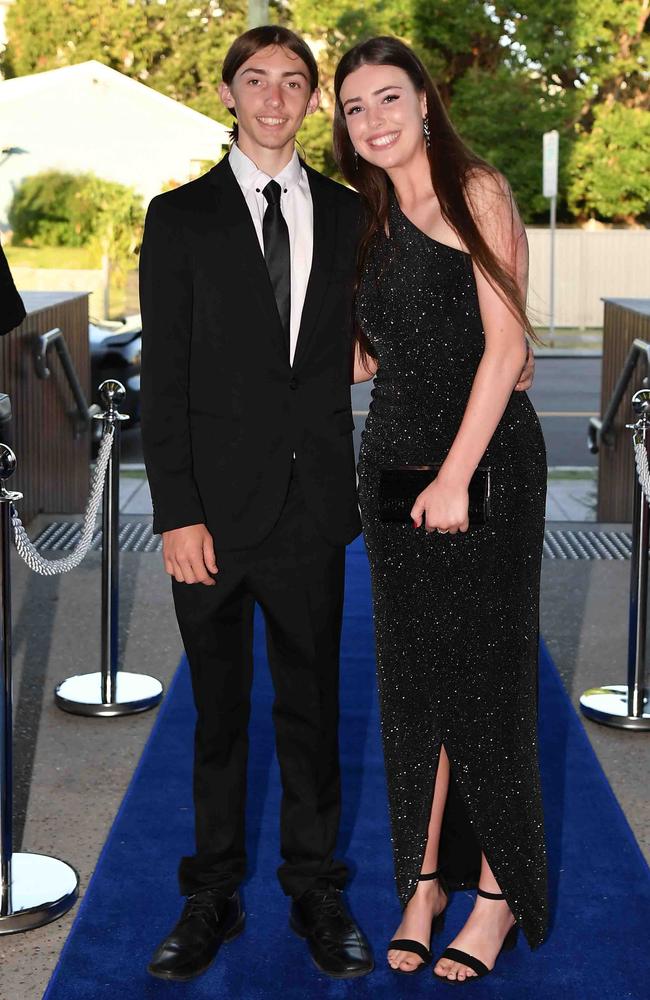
[229, 143, 313, 366]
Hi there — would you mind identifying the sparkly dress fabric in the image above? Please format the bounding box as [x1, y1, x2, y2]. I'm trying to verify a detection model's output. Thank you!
[357, 196, 548, 948]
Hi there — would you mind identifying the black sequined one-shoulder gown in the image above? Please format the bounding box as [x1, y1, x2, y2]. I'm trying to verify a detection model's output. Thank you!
[357, 195, 548, 948]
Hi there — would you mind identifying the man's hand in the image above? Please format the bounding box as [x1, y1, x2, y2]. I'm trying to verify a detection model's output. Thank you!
[162, 523, 218, 585]
[514, 343, 535, 392]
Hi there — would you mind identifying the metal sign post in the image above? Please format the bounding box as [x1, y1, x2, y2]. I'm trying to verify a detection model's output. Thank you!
[543, 130, 559, 345]
[0, 444, 78, 934]
[248, 0, 269, 28]
[55, 380, 163, 717]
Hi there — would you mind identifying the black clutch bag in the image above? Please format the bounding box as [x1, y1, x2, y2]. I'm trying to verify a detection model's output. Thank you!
[378, 465, 491, 526]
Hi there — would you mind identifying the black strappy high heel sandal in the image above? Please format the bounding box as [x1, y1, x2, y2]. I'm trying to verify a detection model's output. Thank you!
[433, 887, 518, 984]
[387, 871, 448, 976]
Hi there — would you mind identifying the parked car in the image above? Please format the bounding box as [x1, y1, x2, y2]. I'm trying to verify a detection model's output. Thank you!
[89, 314, 141, 437]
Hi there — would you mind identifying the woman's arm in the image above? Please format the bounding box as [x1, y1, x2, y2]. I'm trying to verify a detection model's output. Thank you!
[411, 172, 530, 533]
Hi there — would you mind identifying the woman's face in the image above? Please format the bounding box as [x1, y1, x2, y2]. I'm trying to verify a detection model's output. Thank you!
[339, 63, 427, 170]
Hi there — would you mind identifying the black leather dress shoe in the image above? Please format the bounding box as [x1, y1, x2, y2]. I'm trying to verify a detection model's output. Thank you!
[290, 887, 374, 979]
[147, 889, 244, 981]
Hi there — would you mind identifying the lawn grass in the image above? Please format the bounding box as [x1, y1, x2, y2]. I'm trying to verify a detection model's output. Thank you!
[547, 468, 597, 480]
[5, 244, 102, 269]
[5, 244, 141, 318]
[534, 327, 603, 349]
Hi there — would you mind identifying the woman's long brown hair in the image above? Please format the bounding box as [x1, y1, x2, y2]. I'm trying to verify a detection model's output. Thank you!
[333, 36, 539, 365]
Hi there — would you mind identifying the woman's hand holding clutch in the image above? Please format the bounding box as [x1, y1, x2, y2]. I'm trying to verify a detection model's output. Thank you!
[410, 476, 470, 535]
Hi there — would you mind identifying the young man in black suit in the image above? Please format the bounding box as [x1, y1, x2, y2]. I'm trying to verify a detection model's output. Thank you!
[141, 26, 371, 981]
[0, 244, 26, 336]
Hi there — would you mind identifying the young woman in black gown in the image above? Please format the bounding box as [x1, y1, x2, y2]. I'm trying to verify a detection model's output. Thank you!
[333, 38, 548, 983]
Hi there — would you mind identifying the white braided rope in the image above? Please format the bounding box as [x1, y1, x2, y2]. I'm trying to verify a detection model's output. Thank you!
[10, 426, 114, 575]
[634, 436, 650, 506]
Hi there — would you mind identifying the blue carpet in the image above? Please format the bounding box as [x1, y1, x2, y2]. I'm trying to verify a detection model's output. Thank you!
[44, 536, 650, 1000]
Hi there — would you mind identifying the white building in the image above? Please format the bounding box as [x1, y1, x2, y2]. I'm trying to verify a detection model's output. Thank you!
[0, 0, 15, 52]
[0, 59, 230, 229]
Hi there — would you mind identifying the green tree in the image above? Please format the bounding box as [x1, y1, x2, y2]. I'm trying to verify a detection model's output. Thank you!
[449, 68, 572, 221]
[408, 2, 575, 221]
[568, 104, 650, 221]
[1, 0, 249, 124]
[292, 0, 411, 93]
[4, 1, 648, 221]
[412, 0, 513, 101]
[514, 0, 650, 221]
[297, 110, 339, 176]
[9, 171, 90, 247]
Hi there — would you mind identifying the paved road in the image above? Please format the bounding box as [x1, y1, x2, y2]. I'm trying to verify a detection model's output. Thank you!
[121, 356, 602, 470]
[527, 356, 601, 467]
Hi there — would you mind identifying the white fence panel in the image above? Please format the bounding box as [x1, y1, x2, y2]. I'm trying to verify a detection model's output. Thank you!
[526, 229, 650, 329]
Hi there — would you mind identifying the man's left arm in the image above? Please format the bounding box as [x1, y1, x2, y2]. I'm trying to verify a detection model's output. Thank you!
[515, 341, 535, 392]
[0, 244, 26, 336]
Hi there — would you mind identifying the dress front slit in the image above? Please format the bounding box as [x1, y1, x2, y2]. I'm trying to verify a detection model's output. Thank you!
[357, 194, 548, 947]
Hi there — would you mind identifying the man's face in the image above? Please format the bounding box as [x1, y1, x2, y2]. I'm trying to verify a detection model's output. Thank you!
[219, 45, 320, 158]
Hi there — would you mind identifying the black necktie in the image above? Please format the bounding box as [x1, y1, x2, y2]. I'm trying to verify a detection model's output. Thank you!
[262, 180, 291, 335]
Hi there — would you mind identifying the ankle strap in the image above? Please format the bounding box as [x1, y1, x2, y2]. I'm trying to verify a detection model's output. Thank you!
[477, 887, 505, 900]
[418, 871, 441, 881]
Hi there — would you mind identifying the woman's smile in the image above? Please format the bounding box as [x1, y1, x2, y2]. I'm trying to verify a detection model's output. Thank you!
[366, 130, 401, 149]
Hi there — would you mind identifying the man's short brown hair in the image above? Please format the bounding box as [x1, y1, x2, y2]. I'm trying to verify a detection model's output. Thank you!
[222, 25, 318, 90]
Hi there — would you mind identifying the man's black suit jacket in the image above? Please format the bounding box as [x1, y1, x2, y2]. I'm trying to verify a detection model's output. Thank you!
[140, 155, 362, 551]
[1, 244, 26, 336]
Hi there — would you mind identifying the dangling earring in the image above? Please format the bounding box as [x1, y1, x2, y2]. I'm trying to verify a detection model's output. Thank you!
[423, 115, 431, 149]
[354, 148, 359, 169]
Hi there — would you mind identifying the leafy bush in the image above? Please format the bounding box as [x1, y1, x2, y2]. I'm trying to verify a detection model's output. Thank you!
[568, 105, 650, 223]
[10, 171, 92, 247]
[9, 171, 144, 270]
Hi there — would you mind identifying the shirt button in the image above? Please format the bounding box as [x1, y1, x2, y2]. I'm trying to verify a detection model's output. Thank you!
[289, 377, 298, 390]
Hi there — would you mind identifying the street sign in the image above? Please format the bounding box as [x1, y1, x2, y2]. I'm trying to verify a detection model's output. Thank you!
[248, 0, 269, 27]
[543, 131, 559, 342]
[543, 130, 559, 198]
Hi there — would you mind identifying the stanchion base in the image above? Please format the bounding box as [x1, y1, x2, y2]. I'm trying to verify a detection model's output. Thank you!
[54, 671, 164, 717]
[580, 684, 650, 731]
[0, 853, 78, 934]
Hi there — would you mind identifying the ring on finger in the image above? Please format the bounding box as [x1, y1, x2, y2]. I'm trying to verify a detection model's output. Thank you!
[437, 528, 449, 534]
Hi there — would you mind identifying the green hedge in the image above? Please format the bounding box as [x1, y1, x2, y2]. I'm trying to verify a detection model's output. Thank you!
[9, 170, 144, 270]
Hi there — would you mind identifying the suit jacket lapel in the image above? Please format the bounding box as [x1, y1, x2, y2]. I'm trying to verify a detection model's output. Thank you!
[207, 157, 287, 355]
[292, 167, 338, 370]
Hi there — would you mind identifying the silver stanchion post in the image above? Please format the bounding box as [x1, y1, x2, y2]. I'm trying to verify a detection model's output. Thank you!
[580, 388, 650, 729]
[55, 380, 163, 716]
[0, 444, 78, 934]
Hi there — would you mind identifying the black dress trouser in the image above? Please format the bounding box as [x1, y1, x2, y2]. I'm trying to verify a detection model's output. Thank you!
[172, 468, 349, 899]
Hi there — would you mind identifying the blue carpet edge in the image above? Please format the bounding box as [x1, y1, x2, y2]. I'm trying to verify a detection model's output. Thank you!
[42, 636, 649, 997]
[538, 635, 650, 879]
[41, 662, 187, 1000]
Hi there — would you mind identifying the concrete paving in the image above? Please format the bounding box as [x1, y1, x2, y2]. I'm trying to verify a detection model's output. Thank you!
[2, 547, 182, 1000]
[0, 469, 646, 999]
[545, 475, 597, 522]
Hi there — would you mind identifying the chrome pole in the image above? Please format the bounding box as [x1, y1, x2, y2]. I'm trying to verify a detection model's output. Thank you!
[580, 388, 650, 729]
[0, 446, 19, 916]
[55, 380, 164, 717]
[100, 384, 122, 705]
[628, 424, 649, 719]
[0, 443, 78, 934]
